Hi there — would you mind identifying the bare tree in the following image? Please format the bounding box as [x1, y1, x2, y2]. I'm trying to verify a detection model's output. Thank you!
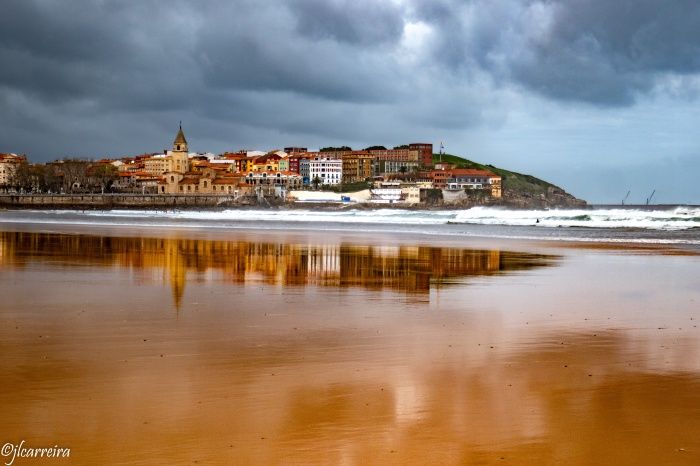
[88, 164, 118, 192]
[57, 159, 90, 192]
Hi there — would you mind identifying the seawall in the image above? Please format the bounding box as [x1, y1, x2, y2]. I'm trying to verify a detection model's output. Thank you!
[0, 194, 241, 209]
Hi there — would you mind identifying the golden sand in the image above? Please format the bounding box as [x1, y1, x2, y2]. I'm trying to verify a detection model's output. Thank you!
[1, 228, 699, 465]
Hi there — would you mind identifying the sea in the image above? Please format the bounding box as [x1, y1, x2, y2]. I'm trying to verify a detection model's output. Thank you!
[1, 205, 698, 246]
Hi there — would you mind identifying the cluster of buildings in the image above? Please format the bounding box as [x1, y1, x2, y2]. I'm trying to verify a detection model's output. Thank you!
[1, 126, 502, 203]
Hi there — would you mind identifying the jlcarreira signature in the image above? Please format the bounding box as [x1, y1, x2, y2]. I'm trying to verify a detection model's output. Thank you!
[1, 441, 70, 466]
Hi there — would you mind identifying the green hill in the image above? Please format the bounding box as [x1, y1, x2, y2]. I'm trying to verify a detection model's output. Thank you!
[433, 153, 558, 197]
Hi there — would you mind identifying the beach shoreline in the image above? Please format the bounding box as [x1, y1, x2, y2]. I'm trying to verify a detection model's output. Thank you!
[1, 219, 698, 263]
[1, 222, 699, 464]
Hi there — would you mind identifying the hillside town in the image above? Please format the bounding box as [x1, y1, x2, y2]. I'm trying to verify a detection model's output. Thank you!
[0, 125, 502, 205]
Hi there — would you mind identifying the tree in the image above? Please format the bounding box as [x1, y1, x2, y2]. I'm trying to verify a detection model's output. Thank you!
[58, 159, 90, 192]
[364, 145, 387, 151]
[42, 166, 62, 193]
[320, 146, 352, 152]
[393, 144, 409, 150]
[89, 164, 118, 192]
[8, 161, 31, 192]
[312, 175, 322, 190]
[399, 165, 408, 174]
[8, 162, 50, 192]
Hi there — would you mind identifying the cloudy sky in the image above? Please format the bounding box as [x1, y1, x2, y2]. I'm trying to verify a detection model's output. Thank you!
[1, 0, 699, 203]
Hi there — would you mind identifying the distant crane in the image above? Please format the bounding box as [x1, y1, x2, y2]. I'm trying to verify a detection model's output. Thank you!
[646, 189, 656, 205]
[439, 141, 445, 163]
[622, 190, 631, 205]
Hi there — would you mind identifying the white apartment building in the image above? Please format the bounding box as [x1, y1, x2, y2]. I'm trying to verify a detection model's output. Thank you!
[309, 158, 342, 186]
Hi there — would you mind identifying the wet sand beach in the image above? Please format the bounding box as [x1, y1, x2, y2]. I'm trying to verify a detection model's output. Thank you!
[1, 224, 699, 465]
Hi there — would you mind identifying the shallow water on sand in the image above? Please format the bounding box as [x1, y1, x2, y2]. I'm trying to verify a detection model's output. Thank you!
[1, 227, 699, 465]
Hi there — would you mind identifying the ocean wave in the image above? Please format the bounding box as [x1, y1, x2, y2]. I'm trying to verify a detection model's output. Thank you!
[450, 206, 700, 231]
[6, 206, 700, 232]
[2, 207, 700, 246]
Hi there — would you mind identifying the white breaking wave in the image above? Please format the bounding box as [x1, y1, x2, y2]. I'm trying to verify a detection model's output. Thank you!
[39, 205, 700, 231]
[451, 206, 700, 230]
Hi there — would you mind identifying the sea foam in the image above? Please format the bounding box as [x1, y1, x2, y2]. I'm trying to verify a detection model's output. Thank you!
[72, 206, 700, 231]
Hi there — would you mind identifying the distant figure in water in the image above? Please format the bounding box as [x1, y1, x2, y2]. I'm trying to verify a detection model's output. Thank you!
[536, 219, 540, 224]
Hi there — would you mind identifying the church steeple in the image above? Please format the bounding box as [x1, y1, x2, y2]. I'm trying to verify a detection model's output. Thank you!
[173, 122, 188, 152]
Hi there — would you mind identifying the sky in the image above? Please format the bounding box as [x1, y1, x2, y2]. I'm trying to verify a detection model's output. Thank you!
[1, 0, 699, 204]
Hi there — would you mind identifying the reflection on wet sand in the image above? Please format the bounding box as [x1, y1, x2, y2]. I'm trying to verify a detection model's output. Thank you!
[2, 318, 700, 464]
[267, 331, 700, 465]
[1, 228, 699, 464]
[0, 231, 556, 308]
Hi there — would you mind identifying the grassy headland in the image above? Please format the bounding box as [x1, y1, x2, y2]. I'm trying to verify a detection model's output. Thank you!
[433, 153, 558, 197]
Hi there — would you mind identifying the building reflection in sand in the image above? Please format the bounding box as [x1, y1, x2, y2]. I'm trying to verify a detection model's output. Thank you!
[0, 231, 558, 308]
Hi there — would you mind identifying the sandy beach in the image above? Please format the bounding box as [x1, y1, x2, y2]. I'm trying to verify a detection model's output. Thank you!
[1, 223, 699, 465]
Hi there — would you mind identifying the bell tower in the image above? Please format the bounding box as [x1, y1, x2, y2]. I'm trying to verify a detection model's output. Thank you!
[168, 122, 189, 173]
[173, 122, 188, 153]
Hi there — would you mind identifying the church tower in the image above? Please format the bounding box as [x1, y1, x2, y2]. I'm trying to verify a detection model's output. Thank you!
[168, 123, 190, 173]
[173, 123, 188, 152]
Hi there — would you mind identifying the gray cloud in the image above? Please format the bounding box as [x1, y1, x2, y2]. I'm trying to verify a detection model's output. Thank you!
[291, 0, 405, 46]
[411, 0, 700, 105]
[0, 0, 699, 202]
[512, 0, 700, 104]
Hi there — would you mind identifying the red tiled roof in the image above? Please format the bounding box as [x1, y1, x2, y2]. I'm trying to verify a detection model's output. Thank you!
[253, 153, 282, 163]
[212, 177, 241, 185]
[430, 168, 499, 178]
[449, 169, 499, 177]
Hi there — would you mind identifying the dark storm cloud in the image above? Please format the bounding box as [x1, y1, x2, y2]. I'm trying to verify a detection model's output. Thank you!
[0, 0, 699, 204]
[194, 29, 399, 103]
[411, 0, 700, 105]
[3, 0, 700, 119]
[291, 0, 405, 46]
[547, 0, 700, 73]
[511, 0, 700, 104]
[188, 0, 409, 104]
[0, 0, 200, 106]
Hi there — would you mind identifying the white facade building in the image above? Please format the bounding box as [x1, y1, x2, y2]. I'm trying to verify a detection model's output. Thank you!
[369, 181, 403, 203]
[309, 158, 342, 186]
[245, 171, 303, 188]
